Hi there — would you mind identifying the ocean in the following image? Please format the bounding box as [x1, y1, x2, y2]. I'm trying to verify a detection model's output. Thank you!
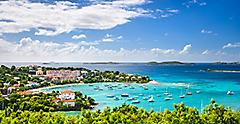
[2, 62, 240, 114]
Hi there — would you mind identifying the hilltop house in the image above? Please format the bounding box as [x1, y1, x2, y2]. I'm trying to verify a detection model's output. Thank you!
[56, 90, 76, 106]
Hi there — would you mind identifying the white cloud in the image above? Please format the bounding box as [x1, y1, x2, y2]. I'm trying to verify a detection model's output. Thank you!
[0, 38, 196, 62]
[179, 44, 192, 54]
[223, 43, 240, 49]
[183, 0, 207, 8]
[1, 38, 238, 62]
[201, 29, 212, 34]
[151, 48, 175, 54]
[0, 0, 149, 36]
[156, 8, 179, 18]
[101, 34, 122, 42]
[72, 34, 87, 39]
[201, 50, 209, 55]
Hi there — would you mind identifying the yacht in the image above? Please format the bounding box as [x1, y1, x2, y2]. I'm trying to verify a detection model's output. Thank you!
[121, 93, 129, 97]
[196, 90, 201, 94]
[148, 95, 154, 102]
[132, 100, 140, 104]
[186, 91, 192, 95]
[107, 94, 115, 98]
[165, 97, 172, 101]
[139, 94, 144, 96]
[227, 90, 234, 95]
[179, 89, 185, 98]
[127, 97, 134, 101]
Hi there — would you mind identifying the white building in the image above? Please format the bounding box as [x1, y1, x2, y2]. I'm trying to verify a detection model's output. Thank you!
[59, 90, 75, 100]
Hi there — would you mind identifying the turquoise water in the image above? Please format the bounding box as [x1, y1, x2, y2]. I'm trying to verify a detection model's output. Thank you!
[2, 63, 240, 113]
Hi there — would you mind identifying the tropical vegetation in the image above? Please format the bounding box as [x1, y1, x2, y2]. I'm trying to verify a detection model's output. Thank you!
[0, 99, 239, 124]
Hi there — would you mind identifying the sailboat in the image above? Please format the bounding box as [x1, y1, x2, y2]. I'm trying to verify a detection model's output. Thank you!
[179, 89, 185, 98]
[164, 88, 169, 95]
[148, 95, 154, 102]
[227, 90, 234, 95]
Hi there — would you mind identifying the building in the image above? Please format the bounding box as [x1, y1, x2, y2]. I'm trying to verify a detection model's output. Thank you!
[36, 68, 44, 75]
[59, 90, 75, 100]
[46, 70, 80, 79]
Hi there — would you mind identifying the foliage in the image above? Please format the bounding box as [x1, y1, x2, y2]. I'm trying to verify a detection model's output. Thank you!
[0, 100, 239, 124]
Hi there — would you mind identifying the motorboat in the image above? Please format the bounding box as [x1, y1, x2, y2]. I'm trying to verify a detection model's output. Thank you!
[132, 100, 140, 104]
[196, 90, 201, 94]
[127, 97, 134, 101]
[106, 94, 114, 98]
[186, 92, 192, 95]
[139, 94, 144, 96]
[227, 90, 234, 95]
[165, 97, 172, 101]
[121, 93, 129, 97]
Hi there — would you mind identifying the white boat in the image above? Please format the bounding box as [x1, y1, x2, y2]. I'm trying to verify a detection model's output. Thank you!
[227, 90, 234, 95]
[148, 95, 154, 102]
[132, 100, 140, 104]
[196, 90, 201, 94]
[127, 97, 134, 101]
[186, 92, 192, 95]
[165, 97, 172, 101]
[144, 86, 148, 90]
[106, 94, 114, 98]
[121, 93, 129, 97]
[164, 88, 169, 95]
[139, 94, 144, 96]
[179, 89, 185, 98]
[143, 97, 148, 100]
[130, 86, 135, 89]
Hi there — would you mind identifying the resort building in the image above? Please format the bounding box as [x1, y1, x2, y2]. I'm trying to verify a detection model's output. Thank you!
[46, 70, 80, 79]
[59, 90, 75, 100]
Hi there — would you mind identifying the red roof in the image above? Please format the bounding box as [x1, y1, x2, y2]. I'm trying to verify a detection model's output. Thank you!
[61, 90, 74, 94]
[63, 99, 76, 102]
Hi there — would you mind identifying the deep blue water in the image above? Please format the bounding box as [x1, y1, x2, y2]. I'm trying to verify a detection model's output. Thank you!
[2, 62, 240, 113]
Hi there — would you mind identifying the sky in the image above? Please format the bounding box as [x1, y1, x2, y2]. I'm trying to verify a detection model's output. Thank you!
[0, 0, 240, 62]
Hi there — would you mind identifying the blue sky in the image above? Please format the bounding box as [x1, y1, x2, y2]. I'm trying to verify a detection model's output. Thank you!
[0, 0, 239, 62]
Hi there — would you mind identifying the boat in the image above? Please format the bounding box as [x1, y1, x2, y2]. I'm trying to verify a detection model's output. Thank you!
[227, 90, 234, 95]
[148, 95, 154, 102]
[143, 97, 148, 100]
[139, 94, 144, 96]
[165, 97, 172, 101]
[98, 88, 103, 91]
[93, 86, 99, 90]
[114, 97, 120, 101]
[121, 93, 129, 97]
[130, 86, 135, 89]
[127, 97, 134, 101]
[157, 94, 161, 97]
[144, 86, 148, 90]
[196, 90, 201, 94]
[186, 92, 192, 95]
[106, 94, 114, 98]
[124, 84, 129, 87]
[88, 84, 94, 86]
[132, 100, 140, 104]
[179, 89, 185, 98]
[164, 88, 169, 95]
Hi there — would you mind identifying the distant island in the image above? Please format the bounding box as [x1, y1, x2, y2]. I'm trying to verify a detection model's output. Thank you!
[146, 61, 188, 65]
[214, 62, 240, 65]
[83, 62, 120, 64]
[204, 69, 240, 73]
